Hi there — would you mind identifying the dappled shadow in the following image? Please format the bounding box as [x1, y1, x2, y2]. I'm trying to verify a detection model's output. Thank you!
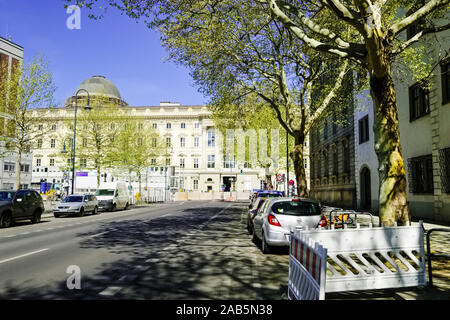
[0, 202, 290, 300]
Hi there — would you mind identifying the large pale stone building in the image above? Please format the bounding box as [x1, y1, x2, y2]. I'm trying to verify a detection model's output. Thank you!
[30, 75, 297, 200]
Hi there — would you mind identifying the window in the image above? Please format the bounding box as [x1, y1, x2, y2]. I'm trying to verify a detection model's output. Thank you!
[223, 155, 235, 168]
[80, 158, 87, 168]
[194, 137, 200, 148]
[38, 124, 43, 131]
[180, 137, 185, 147]
[20, 164, 30, 172]
[207, 155, 215, 168]
[49, 159, 55, 167]
[152, 138, 157, 148]
[138, 123, 144, 130]
[406, 19, 425, 40]
[151, 158, 156, 166]
[193, 180, 198, 190]
[166, 137, 171, 147]
[207, 129, 215, 147]
[194, 122, 200, 129]
[343, 141, 350, 173]
[439, 147, 450, 193]
[51, 124, 56, 131]
[324, 151, 329, 177]
[138, 138, 143, 146]
[166, 123, 171, 129]
[152, 123, 158, 129]
[409, 82, 430, 121]
[193, 158, 199, 168]
[180, 158, 185, 168]
[3, 162, 15, 172]
[166, 158, 171, 166]
[37, 139, 42, 148]
[36, 159, 41, 167]
[181, 122, 186, 129]
[441, 59, 450, 105]
[50, 139, 56, 148]
[359, 115, 369, 144]
[82, 138, 87, 147]
[407, 154, 433, 194]
[333, 151, 338, 175]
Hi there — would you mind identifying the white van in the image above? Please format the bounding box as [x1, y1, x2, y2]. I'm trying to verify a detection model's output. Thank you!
[95, 181, 130, 211]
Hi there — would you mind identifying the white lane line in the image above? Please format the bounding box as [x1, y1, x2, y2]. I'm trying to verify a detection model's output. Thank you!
[0, 248, 49, 265]
[87, 231, 108, 238]
[98, 286, 122, 296]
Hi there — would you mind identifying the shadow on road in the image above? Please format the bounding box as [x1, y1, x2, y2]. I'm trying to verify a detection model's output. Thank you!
[0, 203, 289, 300]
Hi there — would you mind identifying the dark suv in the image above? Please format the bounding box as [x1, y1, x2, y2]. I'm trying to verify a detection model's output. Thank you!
[0, 190, 45, 228]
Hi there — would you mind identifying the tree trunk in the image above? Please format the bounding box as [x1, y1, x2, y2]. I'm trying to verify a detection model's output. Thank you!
[97, 166, 101, 188]
[370, 72, 410, 226]
[16, 150, 22, 190]
[291, 134, 308, 197]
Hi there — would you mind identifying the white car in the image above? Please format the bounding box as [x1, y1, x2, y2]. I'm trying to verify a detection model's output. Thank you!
[252, 197, 324, 254]
[54, 194, 99, 217]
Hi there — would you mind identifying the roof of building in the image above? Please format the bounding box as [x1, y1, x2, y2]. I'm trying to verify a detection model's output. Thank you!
[75, 75, 122, 99]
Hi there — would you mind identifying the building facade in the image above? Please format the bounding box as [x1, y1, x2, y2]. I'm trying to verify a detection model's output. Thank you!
[352, 16, 450, 222]
[30, 75, 297, 200]
[309, 110, 357, 208]
[0, 36, 32, 190]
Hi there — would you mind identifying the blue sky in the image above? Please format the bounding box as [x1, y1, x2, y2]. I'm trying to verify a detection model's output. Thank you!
[0, 0, 207, 107]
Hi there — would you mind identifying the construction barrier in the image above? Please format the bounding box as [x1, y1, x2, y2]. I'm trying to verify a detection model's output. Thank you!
[288, 232, 327, 300]
[289, 221, 426, 299]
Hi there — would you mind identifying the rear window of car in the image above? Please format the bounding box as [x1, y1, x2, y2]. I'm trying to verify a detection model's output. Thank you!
[258, 193, 282, 198]
[271, 201, 321, 216]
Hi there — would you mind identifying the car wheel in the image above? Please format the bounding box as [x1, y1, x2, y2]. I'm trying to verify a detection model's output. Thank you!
[0, 212, 12, 228]
[93, 206, 98, 215]
[262, 232, 272, 254]
[124, 202, 129, 211]
[110, 203, 116, 212]
[54, 213, 61, 218]
[31, 209, 42, 224]
[78, 207, 85, 217]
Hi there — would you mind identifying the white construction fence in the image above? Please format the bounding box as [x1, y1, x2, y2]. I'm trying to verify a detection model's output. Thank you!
[288, 222, 426, 300]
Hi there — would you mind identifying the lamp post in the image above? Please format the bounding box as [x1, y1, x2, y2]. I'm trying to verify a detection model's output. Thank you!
[286, 106, 289, 197]
[63, 89, 91, 194]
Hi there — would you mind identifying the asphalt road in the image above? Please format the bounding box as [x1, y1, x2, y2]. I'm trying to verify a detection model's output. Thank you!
[0, 201, 290, 300]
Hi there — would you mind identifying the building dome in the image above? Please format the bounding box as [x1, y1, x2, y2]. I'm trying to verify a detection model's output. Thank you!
[75, 75, 122, 99]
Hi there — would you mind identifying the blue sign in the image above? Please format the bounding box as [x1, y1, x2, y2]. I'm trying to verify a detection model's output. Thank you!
[76, 172, 88, 177]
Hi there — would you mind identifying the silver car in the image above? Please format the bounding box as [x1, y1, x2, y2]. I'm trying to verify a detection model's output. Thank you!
[252, 197, 322, 254]
[54, 194, 99, 217]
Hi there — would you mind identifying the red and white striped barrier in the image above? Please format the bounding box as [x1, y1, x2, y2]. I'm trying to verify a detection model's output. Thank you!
[288, 232, 327, 300]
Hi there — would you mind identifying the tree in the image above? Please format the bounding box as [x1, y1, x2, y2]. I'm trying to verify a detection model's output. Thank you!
[63, 0, 354, 197]
[264, 0, 449, 226]
[110, 117, 163, 201]
[0, 55, 55, 189]
[65, 0, 449, 225]
[56, 103, 123, 189]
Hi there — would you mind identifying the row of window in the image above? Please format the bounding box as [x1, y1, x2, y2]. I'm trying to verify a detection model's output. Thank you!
[311, 140, 351, 180]
[409, 59, 450, 121]
[2, 162, 30, 173]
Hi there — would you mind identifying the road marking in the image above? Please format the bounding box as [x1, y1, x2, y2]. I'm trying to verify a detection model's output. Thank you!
[0, 248, 49, 265]
[98, 286, 122, 296]
[87, 231, 108, 238]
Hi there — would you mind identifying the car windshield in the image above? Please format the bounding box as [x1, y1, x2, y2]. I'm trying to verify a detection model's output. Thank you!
[62, 196, 83, 203]
[95, 189, 115, 196]
[271, 201, 321, 216]
[0, 191, 15, 201]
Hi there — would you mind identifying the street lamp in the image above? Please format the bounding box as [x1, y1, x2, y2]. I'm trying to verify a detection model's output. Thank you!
[65, 89, 91, 194]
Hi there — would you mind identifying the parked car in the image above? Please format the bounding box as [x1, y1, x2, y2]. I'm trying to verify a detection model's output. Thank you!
[95, 181, 129, 211]
[252, 197, 323, 254]
[250, 190, 284, 206]
[0, 189, 45, 228]
[54, 194, 99, 217]
[247, 197, 268, 235]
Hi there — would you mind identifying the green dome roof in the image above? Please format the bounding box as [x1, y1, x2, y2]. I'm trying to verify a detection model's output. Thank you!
[75, 75, 121, 99]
